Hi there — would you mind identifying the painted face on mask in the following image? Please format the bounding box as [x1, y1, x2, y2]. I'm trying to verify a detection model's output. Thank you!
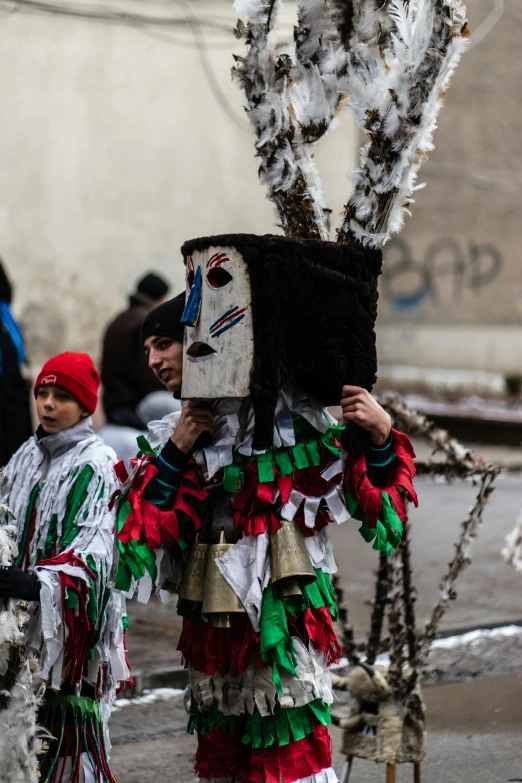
[181, 245, 254, 399]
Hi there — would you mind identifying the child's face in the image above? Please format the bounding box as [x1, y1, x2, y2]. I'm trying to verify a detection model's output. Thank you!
[36, 385, 88, 434]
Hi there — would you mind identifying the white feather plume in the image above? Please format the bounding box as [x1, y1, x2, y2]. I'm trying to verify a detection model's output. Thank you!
[0, 524, 45, 783]
[339, 0, 469, 247]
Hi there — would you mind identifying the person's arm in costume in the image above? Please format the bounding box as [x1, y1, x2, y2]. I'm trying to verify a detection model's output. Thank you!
[0, 564, 40, 600]
[340, 385, 397, 486]
[142, 401, 213, 509]
[143, 439, 188, 509]
[340, 386, 417, 555]
[115, 402, 213, 597]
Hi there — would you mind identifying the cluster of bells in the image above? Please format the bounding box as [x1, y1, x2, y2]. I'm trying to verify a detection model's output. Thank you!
[178, 520, 316, 628]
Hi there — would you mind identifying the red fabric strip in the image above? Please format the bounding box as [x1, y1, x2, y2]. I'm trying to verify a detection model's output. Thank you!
[344, 429, 418, 528]
[194, 722, 332, 782]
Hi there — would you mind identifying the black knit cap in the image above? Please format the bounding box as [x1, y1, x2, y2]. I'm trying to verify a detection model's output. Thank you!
[141, 292, 185, 344]
[137, 272, 170, 302]
[181, 234, 382, 451]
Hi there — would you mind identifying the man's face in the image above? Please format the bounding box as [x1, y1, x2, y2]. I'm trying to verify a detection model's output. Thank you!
[36, 385, 88, 434]
[144, 335, 183, 393]
[181, 245, 254, 399]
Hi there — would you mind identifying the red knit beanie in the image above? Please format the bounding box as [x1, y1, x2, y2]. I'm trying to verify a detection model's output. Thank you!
[34, 352, 100, 415]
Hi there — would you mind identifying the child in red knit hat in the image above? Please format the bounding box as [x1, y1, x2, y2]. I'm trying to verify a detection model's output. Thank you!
[0, 351, 129, 783]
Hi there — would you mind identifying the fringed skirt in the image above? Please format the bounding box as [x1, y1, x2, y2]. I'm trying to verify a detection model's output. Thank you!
[38, 693, 117, 783]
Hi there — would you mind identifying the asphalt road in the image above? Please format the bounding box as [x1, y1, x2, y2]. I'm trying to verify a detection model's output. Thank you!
[328, 473, 522, 637]
[109, 674, 522, 783]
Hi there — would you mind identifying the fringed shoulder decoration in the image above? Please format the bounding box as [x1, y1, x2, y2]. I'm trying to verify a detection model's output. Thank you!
[115, 454, 207, 552]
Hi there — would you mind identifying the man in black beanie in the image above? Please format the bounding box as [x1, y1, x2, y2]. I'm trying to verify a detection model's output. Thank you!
[101, 271, 170, 428]
[136, 293, 214, 505]
[142, 293, 214, 458]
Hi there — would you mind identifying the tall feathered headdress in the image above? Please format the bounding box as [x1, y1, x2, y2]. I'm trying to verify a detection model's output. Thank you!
[232, 0, 469, 247]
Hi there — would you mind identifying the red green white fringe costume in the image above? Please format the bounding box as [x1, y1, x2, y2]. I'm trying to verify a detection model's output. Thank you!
[115, 385, 417, 783]
[0, 418, 130, 783]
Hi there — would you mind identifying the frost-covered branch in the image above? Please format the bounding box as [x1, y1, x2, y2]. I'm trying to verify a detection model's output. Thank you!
[417, 467, 498, 669]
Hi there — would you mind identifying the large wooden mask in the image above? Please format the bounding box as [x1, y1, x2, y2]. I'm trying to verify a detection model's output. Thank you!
[181, 244, 254, 399]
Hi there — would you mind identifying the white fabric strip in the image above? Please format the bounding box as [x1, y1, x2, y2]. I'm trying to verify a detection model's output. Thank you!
[290, 769, 339, 783]
[187, 637, 333, 717]
[215, 532, 270, 632]
[304, 530, 337, 574]
[188, 382, 340, 477]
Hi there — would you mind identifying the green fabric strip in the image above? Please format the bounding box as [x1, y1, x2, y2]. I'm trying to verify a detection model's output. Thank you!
[291, 442, 309, 470]
[43, 514, 59, 560]
[305, 439, 321, 467]
[257, 451, 275, 484]
[223, 462, 243, 493]
[43, 694, 102, 720]
[260, 570, 339, 690]
[259, 584, 298, 693]
[274, 450, 293, 477]
[61, 465, 95, 549]
[136, 435, 155, 457]
[356, 491, 403, 557]
[115, 498, 157, 591]
[221, 414, 346, 489]
[303, 569, 338, 621]
[16, 483, 40, 567]
[187, 697, 330, 748]
[85, 554, 99, 628]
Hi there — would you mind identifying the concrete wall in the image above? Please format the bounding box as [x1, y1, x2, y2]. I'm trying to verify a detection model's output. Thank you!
[2, 0, 520, 382]
[0, 0, 357, 368]
[377, 0, 522, 379]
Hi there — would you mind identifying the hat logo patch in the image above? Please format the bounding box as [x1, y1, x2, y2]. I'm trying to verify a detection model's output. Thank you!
[40, 375, 57, 385]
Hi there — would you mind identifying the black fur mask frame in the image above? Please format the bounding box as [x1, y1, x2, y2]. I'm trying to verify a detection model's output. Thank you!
[181, 233, 382, 451]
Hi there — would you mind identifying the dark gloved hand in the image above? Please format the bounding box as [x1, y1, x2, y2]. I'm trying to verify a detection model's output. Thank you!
[0, 564, 41, 601]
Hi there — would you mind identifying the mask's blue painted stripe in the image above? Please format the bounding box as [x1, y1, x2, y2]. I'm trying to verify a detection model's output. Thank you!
[181, 266, 202, 326]
[211, 314, 245, 338]
[209, 306, 239, 333]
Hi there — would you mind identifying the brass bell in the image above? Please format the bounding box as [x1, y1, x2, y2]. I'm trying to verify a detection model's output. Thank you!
[178, 535, 209, 603]
[201, 531, 245, 628]
[271, 520, 316, 599]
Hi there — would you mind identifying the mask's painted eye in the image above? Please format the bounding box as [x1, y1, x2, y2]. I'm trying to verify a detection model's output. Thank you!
[207, 267, 232, 289]
[187, 269, 195, 288]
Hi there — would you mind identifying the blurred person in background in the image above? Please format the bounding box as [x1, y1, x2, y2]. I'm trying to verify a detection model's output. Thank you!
[0, 259, 32, 466]
[101, 271, 171, 429]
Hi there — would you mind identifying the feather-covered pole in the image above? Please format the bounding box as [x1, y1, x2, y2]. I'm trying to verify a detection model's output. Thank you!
[365, 553, 391, 665]
[289, 0, 351, 235]
[0, 521, 45, 783]
[233, 0, 338, 239]
[332, 573, 361, 664]
[386, 549, 406, 692]
[338, 0, 469, 247]
[377, 397, 500, 698]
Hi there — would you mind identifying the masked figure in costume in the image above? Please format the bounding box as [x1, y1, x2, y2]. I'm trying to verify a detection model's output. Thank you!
[115, 234, 417, 783]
